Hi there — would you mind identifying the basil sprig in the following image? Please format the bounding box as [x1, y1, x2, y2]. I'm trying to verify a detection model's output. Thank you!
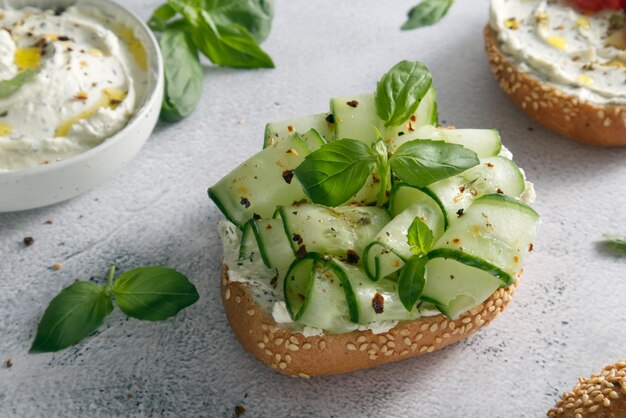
[148, 0, 275, 121]
[398, 255, 428, 311]
[401, 0, 454, 31]
[30, 266, 199, 353]
[0, 70, 37, 99]
[295, 138, 478, 208]
[603, 235, 626, 254]
[407, 216, 434, 255]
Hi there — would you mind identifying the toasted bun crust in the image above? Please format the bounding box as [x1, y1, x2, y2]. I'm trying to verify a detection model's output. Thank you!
[484, 26, 626, 147]
[221, 264, 520, 377]
[548, 360, 626, 417]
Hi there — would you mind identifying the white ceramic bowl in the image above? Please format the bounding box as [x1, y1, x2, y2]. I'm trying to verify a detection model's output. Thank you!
[0, 0, 163, 212]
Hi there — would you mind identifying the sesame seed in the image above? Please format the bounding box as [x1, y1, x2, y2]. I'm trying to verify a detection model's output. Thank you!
[302, 343, 312, 350]
[246, 309, 255, 316]
[369, 354, 377, 360]
[235, 296, 242, 304]
[400, 350, 408, 356]
[318, 340, 326, 350]
[357, 336, 367, 343]
[274, 338, 284, 346]
[415, 333, 423, 341]
[346, 343, 356, 351]
[287, 344, 300, 351]
[359, 343, 368, 351]
[257, 342, 265, 349]
[285, 354, 292, 363]
[224, 288, 231, 300]
[403, 337, 411, 346]
[298, 372, 310, 378]
[279, 362, 287, 370]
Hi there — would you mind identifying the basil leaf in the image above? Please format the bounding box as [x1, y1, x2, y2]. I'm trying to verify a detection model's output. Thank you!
[30, 282, 113, 353]
[203, 0, 274, 42]
[390, 139, 479, 187]
[398, 255, 427, 312]
[148, 3, 177, 31]
[603, 235, 626, 253]
[407, 216, 434, 254]
[294, 139, 376, 207]
[112, 267, 199, 321]
[375, 60, 433, 127]
[190, 12, 274, 68]
[402, 0, 454, 30]
[159, 29, 204, 122]
[0, 70, 37, 99]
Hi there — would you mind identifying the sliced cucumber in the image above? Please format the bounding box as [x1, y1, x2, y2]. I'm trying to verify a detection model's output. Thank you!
[421, 254, 502, 319]
[431, 193, 539, 286]
[390, 125, 502, 157]
[278, 204, 390, 260]
[264, 113, 334, 148]
[331, 87, 438, 146]
[239, 219, 260, 260]
[208, 133, 311, 228]
[424, 156, 526, 224]
[251, 217, 294, 280]
[300, 128, 327, 152]
[363, 201, 445, 281]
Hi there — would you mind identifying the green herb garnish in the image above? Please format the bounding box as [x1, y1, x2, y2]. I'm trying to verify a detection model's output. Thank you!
[30, 266, 199, 353]
[407, 216, 434, 255]
[0, 70, 37, 99]
[401, 0, 454, 31]
[148, 0, 275, 121]
[603, 235, 626, 253]
[398, 255, 427, 311]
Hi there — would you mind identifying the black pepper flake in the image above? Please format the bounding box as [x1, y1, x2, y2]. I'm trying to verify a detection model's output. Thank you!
[397, 131, 405, 136]
[346, 249, 359, 264]
[325, 113, 335, 124]
[372, 293, 384, 314]
[5, 358, 12, 368]
[456, 208, 464, 218]
[23, 237, 34, 247]
[358, 217, 371, 225]
[234, 405, 246, 417]
[292, 234, 303, 245]
[496, 188, 504, 194]
[528, 243, 534, 252]
[295, 245, 307, 258]
[58, 35, 70, 42]
[240, 197, 251, 208]
[54, 7, 66, 16]
[0, 111, 7, 118]
[44, 220, 53, 225]
[252, 213, 261, 221]
[282, 170, 294, 184]
[346, 100, 359, 108]
[270, 276, 278, 289]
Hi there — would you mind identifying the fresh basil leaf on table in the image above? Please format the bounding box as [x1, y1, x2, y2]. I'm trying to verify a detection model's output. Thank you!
[0, 70, 37, 99]
[30, 266, 198, 353]
[148, 3, 177, 31]
[202, 0, 274, 42]
[160, 29, 204, 122]
[398, 255, 428, 311]
[30, 281, 113, 353]
[402, 0, 454, 30]
[294, 139, 376, 207]
[375, 60, 433, 127]
[112, 267, 199, 321]
[390, 139, 479, 187]
[603, 235, 626, 254]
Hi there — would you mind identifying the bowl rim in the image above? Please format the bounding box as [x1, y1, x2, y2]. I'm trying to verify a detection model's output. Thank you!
[0, 0, 164, 179]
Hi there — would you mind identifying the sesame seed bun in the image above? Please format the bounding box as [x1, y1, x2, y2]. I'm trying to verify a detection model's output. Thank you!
[221, 264, 521, 377]
[484, 26, 626, 147]
[548, 360, 626, 417]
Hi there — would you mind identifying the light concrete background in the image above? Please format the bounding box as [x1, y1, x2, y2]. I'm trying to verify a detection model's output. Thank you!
[1, 0, 626, 416]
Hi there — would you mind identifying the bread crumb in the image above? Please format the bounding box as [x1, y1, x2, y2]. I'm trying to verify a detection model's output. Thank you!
[51, 263, 62, 270]
[234, 405, 246, 417]
[5, 357, 12, 368]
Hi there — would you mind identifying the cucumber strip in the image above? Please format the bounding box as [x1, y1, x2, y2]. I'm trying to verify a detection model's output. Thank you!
[424, 156, 526, 223]
[390, 124, 502, 157]
[431, 193, 539, 285]
[251, 217, 294, 280]
[284, 254, 358, 333]
[300, 128, 327, 152]
[208, 133, 312, 228]
[239, 219, 259, 260]
[363, 201, 445, 281]
[421, 254, 503, 320]
[279, 204, 390, 260]
[334, 259, 419, 323]
[330, 87, 438, 146]
[389, 182, 445, 219]
[264, 113, 335, 148]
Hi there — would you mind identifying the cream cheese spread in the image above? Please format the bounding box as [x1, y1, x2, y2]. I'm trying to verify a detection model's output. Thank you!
[0, 5, 148, 172]
[490, 0, 626, 105]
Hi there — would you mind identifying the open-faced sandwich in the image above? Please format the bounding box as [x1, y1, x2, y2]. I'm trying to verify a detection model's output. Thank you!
[209, 61, 539, 377]
[485, 0, 626, 146]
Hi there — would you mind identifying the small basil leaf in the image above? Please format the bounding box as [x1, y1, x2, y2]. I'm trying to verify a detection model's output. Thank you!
[375, 60, 432, 127]
[202, 0, 274, 43]
[390, 139, 479, 187]
[159, 29, 204, 122]
[30, 281, 113, 353]
[112, 266, 199, 321]
[148, 3, 177, 31]
[603, 235, 626, 254]
[398, 255, 427, 312]
[294, 139, 376, 207]
[191, 12, 274, 68]
[407, 216, 434, 254]
[0, 70, 37, 99]
[401, 0, 454, 31]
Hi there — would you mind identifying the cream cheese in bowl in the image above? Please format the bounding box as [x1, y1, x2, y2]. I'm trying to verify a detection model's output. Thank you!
[0, 5, 148, 171]
[0, 0, 163, 212]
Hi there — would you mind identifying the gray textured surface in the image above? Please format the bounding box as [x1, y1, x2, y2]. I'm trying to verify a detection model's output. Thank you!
[1, 0, 626, 417]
